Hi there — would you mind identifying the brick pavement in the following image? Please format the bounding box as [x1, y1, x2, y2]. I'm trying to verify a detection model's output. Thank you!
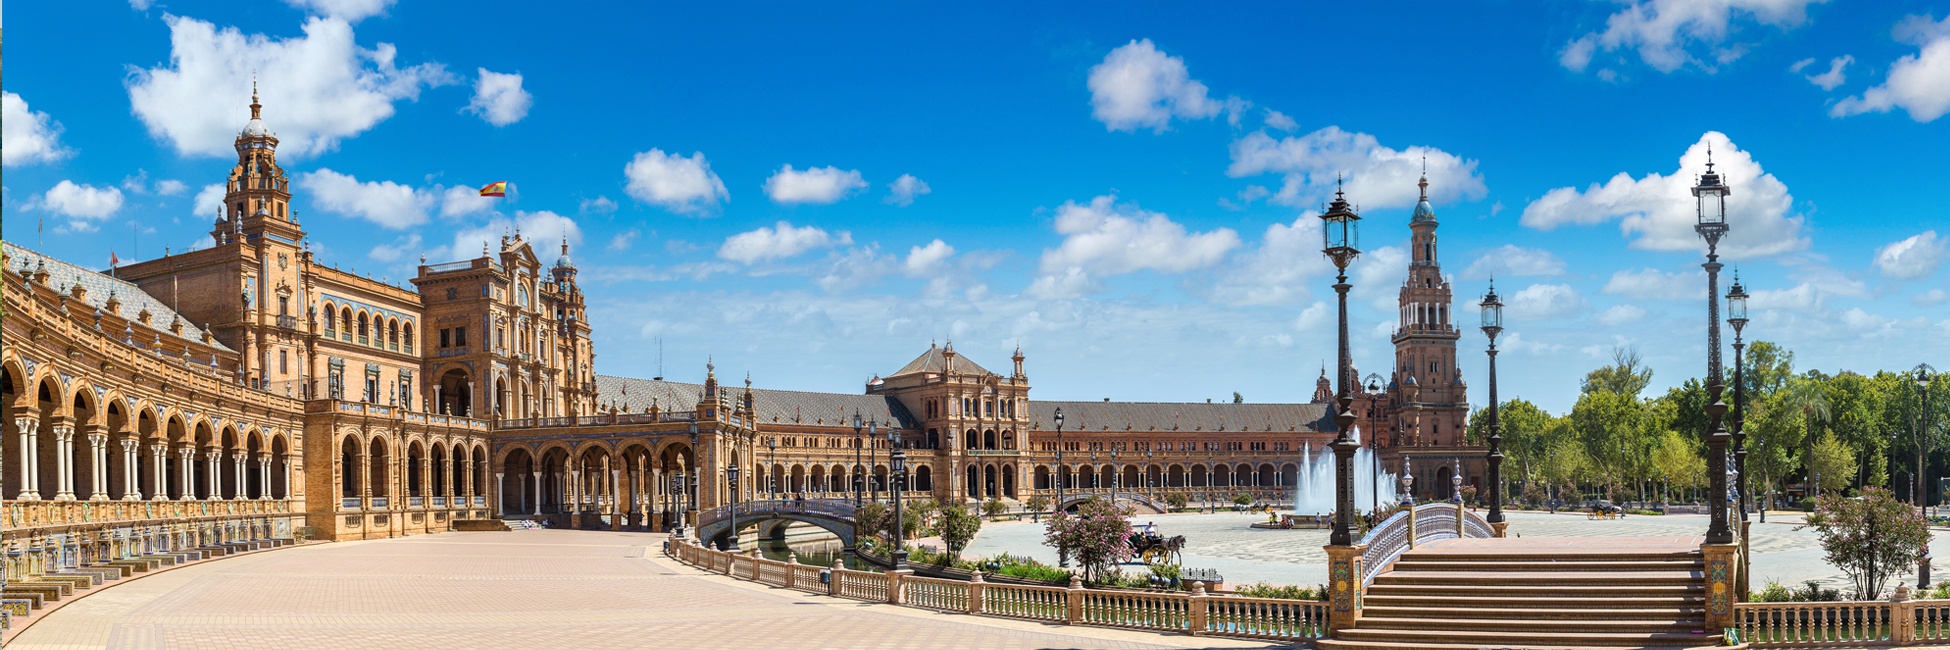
[6, 530, 1285, 650]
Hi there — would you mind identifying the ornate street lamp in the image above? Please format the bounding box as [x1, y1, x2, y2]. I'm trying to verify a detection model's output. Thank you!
[1727, 276, 1750, 522]
[672, 469, 687, 538]
[1321, 180, 1363, 546]
[852, 410, 864, 507]
[870, 418, 881, 504]
[1693, 148, 1734, 545]
[1451, 458, 1464, 505]
[1054, 407, 1066, 513]
[725, 464, 741, 551]
[1917, 364, 1936, 589]
[1480, 282, 1506, 529]
[888, 425, 909, 570]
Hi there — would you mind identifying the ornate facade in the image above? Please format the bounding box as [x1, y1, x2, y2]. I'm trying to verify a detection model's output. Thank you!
[0, 93, 1486, 621]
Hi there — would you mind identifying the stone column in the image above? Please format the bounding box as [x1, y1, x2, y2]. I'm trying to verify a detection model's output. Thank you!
[359, 445, 371, 510]
[530, 471, 541, 516]
[177, 448, 195, 500]
[86, 428, 110, 499]
[494, 473, 505, 517]
[53, 424, 76, 501]
[149, 444, 167, 500]
[257, 454, 271, 500]
[420, 454, 432, 507]
[204, 449, 221, 500]
[1324, 543, 1367, 633]
[442, 456, 455, 506]
[610, 467, 622, 531]
[15, 418, 41, 500]
[283, 453, 297, 501]
[567, 469, 582, 527]
[120, 437, 142, 497]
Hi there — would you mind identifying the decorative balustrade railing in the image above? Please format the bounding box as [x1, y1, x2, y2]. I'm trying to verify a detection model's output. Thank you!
[665, 538, 1329, 642]
[5, 498, 294, 531]
[1357, 502, 1492, 586]
[1728, 596, 1950, 647]
[697, 498, 856, 529]
[496, 411, 700, 430]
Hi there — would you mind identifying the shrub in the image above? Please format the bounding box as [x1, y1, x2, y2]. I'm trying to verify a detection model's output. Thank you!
[1025, 495, 1051, 513]
[1164, 492, 1189, 510]
[1801, 486, 1931, 600]
[982, 497, 1009, 519]
[997, 563, 1073, 582]
[1234, 582, 1323, 600]
[1233, 493, 1254, 506]
[1752, 580, 1794, 602]
[1043, 497, 1133, 582]
[939, 504, 982, 557]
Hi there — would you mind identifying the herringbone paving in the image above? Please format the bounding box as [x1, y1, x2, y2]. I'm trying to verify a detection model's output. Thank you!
[7, 530, 1283, 650]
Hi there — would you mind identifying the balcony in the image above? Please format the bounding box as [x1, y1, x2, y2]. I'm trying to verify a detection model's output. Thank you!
[432, 496, 446, 507]
[371, 496, 389, 509]
[324, 328, 338, 339]
[277, 314, 300, 330]
[473, 496, 485, 506]
[342, 497, 361, 509]
[438, 347, 470, 358]
[408, 496, 424, 508]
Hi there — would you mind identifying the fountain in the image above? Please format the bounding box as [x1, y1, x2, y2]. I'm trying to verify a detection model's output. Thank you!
[1292, 431, 1398, 517]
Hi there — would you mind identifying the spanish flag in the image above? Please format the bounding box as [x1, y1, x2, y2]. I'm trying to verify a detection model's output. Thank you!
[479, 181, 508, 197]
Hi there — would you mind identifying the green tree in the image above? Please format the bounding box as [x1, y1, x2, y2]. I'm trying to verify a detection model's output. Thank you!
[1232, 391, 1243, 404]
[938, 504, 982, 557]
[1649, 429, 1704, 502]
[1539, 435, 1589, 503]
[1744, 397, 1804, 510]
[1570, 389, 1645, 499]
[1742, 340, 1795, 399]
[1042, 497, 1132, 582]
[856, 502, 890, 542]
[1779, 377, 1833, 497]
[1821, 372, 1888, 489]
[982, 497, 1009, 519]
[1810, 432, 1858, 495]
[1801, 486, 1931, 599]
[1582, 347, 1653, 398]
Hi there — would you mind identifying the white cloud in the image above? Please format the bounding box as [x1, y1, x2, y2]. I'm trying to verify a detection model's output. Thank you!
[817, 246, 897, 293]
[1803, 55, 1852, 90]
[1874, 231, 1946, 280]
[1596, 304, 1649, 326]
[283, 0, 396, 22]
[580, 196, 617, 215]
[2, 92, 72, 166]
[718, 221, 850, 264]
[130, 0, 154, 9]
[368, 233, 421, 262]
[127, 15, 454, 158]
[1520, 131, 1806, 257]
[1602, 267, 1700, 299]
[623, 149, 728, 215]
[885, 174, 931, 207]
[464, 68, 532, 127]
[1914, 288, 1948, 306]
[438, 184, 499, 219]
[904, 239, 955, 276]
[192, 183, 226, 218]
[1559, 0, 1828, 74]
[1199, 216, 1332, 307]
[1030, 195, 1240, 298]
[1227, 126, 1487, 210]
[764, 165, 867, 205]
[1834, 14, 1950, 122]
[1506, 283, 1586, 320]
[1462, 245, 1566, 281]
[1087, 39, 1229, 133]
[33, 181, 126, 223]
[609, 230, 639, 252]
[441, 210, 581, 264]
[155, 179, 190, 196]
[296, 168, 431, 229]
[1263, 109, 1297, 132]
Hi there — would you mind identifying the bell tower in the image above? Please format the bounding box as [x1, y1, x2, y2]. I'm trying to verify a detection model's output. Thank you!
[221, 79, 303, 246]
[1389, 171, 1466, 447]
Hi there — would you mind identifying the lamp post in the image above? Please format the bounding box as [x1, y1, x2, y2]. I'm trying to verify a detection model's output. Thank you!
[1480, 283, 1506, 530]
[1728, 277, 1750, 522]
[1321, 181, 1363, 547]
[766, 436, 778, 499]
[1452, 458, 1464, 505]
[889, 426, 909, 570]
[1918, 365, 1936, 589]
[688, 421, 701, 536]
[725, 464, 741, 551]
[1054, 407, 1066, 514]
[1693, 148, 1734, 546]
[1110, 447, 1120, 507]
[870, 419, 881, 504]
[1147, 448, 1156, 503]
[852, 410, 864, 508]
[672, 470, 686, 537]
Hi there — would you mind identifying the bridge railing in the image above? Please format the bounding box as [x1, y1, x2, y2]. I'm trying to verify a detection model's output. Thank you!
[1357, 502, 1494, 586]
[664, 537, 1326, 642]
[697, 498, 857, 529]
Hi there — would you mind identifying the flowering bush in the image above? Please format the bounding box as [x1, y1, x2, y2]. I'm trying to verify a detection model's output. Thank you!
[1043, 497, 1133, 581]
[1800, 486, 1931, 600]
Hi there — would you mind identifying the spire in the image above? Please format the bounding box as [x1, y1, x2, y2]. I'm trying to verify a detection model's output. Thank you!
[250, 74, 261, 120]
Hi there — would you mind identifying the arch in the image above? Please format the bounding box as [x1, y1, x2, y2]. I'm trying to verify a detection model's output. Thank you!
[1280, 463, 1300, 490]
[494, 377, 508, 417]
[219, 425, 241, 499]
[323, 302, 337, 331]
[983, 429, 996, 450]
[271, 433, 291, 499]
[964, 429, 977, 450]
[402, 321, 415, 352]
[1002, 463, 1016, 498]
[0, 364, 20, 498]
[340, 307, 354, 338]
[356, 311, 370, 340]
[368, 437, 391, 501]
[1258, 463, 1277, 487]
[1001, 429, 1015, 450]
[914, 464, 932, 492]
[340, 436, 361, 501]
[1167, 464, 1186, 488]
[502, 446, 536, 513]
[387, 318, 401, 350]
[438, 368, 471, 416]
[407, 441, 427, 499]
[1436, 464, 1456, 501]
[1034, 465, 1051, 491]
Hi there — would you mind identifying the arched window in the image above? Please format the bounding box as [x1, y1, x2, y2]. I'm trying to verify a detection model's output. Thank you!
[323, 306, 336, 331]
[357, 313, 369, 337]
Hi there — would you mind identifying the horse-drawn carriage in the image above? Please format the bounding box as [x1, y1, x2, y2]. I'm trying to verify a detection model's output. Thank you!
[1586, 499, 1623, 520]
[1128, 527, 1185, 565]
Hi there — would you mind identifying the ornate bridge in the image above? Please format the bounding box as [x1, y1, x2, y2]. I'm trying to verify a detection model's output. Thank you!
[1055, 491, 1169, 515]
[696, 498, 859, 549]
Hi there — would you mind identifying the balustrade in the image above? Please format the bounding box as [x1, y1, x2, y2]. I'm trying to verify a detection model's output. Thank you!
[1203, 595, 1329, 641]
[1079, 590, 1189, 631]
[902, 576, 970, 611]
[1738, 601, 1894, 646]
[834, 568, 890, 602]
[982, 583, 1069, 622]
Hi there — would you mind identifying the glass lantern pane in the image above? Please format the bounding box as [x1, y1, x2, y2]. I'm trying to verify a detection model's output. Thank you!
[1699, 194, 1727, 225]
[1727, 295, 1747, 321]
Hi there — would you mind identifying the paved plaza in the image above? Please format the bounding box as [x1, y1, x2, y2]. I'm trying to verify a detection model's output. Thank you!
[6, 530, 1283, 650]
[962, 509, 1950, 591]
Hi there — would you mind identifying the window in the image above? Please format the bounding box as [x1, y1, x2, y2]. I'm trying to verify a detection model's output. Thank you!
[440, 329, 451, 348]
[278, 296, 289, 316]
[446, 288, 458, 300]
[279, 350, 288, 374]
[455, 327, 467, 346]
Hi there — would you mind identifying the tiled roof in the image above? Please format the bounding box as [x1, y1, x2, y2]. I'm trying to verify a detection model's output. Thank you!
[596, 375, 920, 429]
[1024, 400, 1333, 434]
[3, 242, 234, 352]
[888, 344, 991, 378]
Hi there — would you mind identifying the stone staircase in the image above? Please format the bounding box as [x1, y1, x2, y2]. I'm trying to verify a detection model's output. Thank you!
[1318, 537, 1722, 650]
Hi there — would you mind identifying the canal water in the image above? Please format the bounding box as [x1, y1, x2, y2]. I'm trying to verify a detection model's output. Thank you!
[752, 527, 872, 570]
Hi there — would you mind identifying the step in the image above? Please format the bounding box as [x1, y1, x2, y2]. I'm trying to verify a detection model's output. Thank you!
[1363, 605, 1706, 621]
[1356, 616, 1699, 633]
[1373, 570, 1701, 586]
[1389, 559, 1702, 573]
[1365, 594, 1703, 610]
[1369, 583, 1702, 597]
[1317, 639, 1720, 650]
[1331, 627, 1719, 647]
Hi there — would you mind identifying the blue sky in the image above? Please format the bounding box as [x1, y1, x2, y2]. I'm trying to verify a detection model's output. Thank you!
[5, 1, 1949, 414]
